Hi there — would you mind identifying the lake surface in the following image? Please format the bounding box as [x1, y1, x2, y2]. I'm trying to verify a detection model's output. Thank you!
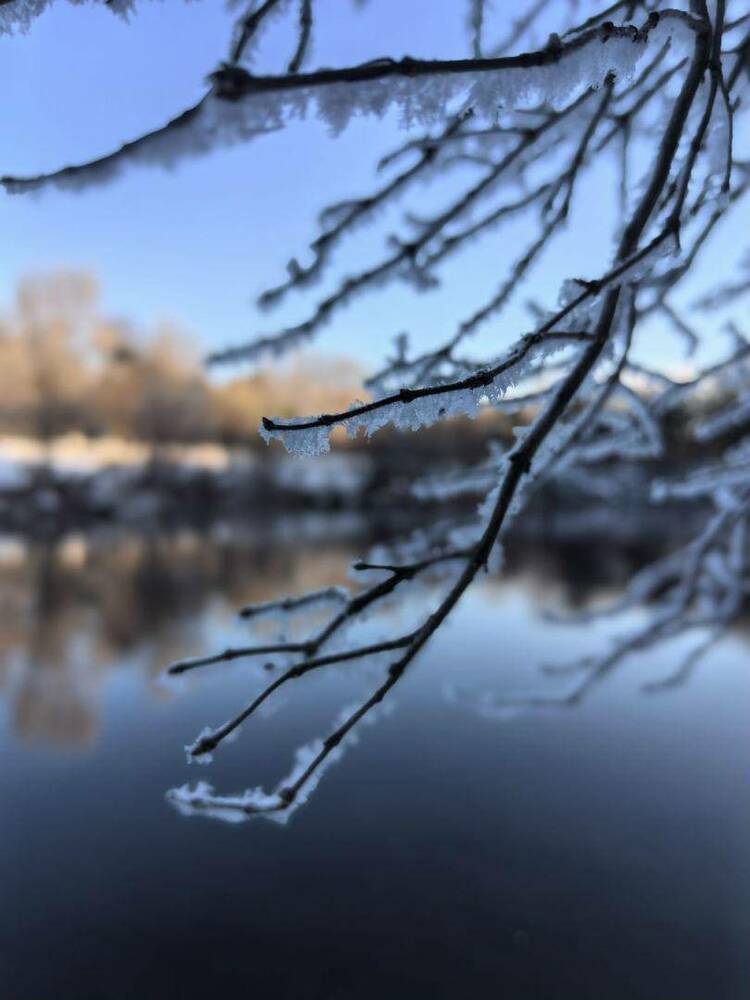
[1, 523, 748, 999]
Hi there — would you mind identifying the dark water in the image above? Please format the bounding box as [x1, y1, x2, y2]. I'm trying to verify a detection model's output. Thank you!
[1, 524, 748, 999]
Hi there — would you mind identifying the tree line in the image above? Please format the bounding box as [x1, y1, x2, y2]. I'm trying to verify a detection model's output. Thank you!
[0, 272, 361, 449]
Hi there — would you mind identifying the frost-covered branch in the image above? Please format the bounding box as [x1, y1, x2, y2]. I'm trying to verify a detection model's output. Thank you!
[163, 2, 721, 821]
[160, 1, 750, 821]
[258, 229, 677, 455]
[2, 8, 696, 196]
[7, 0, 748, 823]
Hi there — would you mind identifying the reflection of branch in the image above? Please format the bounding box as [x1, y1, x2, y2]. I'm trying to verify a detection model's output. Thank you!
[501, 614, 729, 710]
[641, 627, 725, 692]
[504, 495, 749, 710]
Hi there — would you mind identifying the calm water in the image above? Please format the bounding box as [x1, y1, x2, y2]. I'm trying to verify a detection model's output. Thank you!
[1, 524, 748, 999]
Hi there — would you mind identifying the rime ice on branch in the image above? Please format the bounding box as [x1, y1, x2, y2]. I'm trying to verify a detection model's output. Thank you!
[2, 10, 697, 196]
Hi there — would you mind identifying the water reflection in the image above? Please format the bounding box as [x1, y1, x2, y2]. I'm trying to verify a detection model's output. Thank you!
[0, 521, 736, 749]
[0, 521, 365, 746]
[1, 521, 748, 999]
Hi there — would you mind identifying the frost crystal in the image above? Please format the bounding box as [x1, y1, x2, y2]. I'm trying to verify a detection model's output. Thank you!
[4, 17, 691, 195]
[259, 417, 332, 457]
[185, 727, 214, 765]
[260, 384, 489, 457]
[168, 703, 386, 824]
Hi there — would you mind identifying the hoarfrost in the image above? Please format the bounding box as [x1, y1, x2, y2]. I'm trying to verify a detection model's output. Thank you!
[2, 95, 280, 195]
[168, 702, 387, 824]
[3, 16, 695, 195]
[185, 727, 214, 765]
[260, 382, 491, 456]
[258, 417, 332, 457]
[260, 337, 575, 456]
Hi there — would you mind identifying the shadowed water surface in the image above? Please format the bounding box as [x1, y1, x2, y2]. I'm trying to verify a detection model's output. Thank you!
[1, 523, 748, 999]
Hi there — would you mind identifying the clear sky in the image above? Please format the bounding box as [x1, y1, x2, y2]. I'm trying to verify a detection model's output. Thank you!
[0, 0, 746, 377]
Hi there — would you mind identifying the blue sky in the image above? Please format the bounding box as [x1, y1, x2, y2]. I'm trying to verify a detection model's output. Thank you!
[0, 0, 746, 378]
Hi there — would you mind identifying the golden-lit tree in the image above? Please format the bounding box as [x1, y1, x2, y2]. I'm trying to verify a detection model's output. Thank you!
[0, 272, 98, 442]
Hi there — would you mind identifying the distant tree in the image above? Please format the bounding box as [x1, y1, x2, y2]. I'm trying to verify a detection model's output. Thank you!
[0, 273, 99, 450]
[3, 0, 750, 821]
[126, 327, 214, 452]
[0, 272, 364, 452]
